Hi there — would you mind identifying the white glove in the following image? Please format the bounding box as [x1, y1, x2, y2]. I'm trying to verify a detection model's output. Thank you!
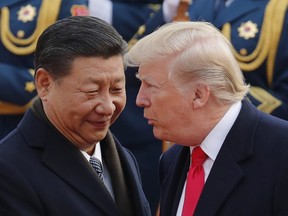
[89, 0, 113, 24]
[162, 0, 180, 22]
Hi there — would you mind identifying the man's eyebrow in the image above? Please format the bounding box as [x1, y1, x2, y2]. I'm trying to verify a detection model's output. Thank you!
[136, 73, 158, 86]
[82, 75, 125, 84]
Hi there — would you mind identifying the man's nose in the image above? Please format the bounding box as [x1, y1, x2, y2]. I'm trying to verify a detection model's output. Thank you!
[94, 96, 116, 115]
[136, 87, 150, 108]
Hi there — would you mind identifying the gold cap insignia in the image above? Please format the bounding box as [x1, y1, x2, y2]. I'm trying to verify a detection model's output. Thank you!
[17, 4, 37, 23]
[25, 81, 36, 93]
[238, 21, 259, 40]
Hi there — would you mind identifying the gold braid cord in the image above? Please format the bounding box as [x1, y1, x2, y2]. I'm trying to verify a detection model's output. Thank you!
[221, 0, 288, 87]
[128, 4, 162, 50]
[128, 1, 191, 49]
[0, 0, 62, 55]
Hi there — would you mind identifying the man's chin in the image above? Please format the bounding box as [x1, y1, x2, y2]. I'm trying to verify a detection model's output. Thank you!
[153, 128, 163, 140]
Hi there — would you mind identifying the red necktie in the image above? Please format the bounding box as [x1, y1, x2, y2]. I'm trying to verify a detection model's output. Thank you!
[182, 146, 208, 216]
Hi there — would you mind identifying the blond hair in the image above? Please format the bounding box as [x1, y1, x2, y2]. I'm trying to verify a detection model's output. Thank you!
[125, 21, 249, 104]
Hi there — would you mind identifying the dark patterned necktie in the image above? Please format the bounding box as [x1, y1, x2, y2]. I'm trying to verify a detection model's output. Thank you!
[89, 156, 104, 182]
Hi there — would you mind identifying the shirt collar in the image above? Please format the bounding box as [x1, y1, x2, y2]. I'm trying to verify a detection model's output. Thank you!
[80, 142, 102, 163]
[191, 101, 242, 161]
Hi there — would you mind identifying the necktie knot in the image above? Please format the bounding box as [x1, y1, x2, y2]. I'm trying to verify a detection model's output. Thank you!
[89, 156, 104, 182]
[192, 146, 207, 166]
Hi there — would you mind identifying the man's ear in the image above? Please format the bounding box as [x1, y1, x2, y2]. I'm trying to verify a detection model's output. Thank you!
[35, 68, 52, 101]
[192, 83, 210, 109]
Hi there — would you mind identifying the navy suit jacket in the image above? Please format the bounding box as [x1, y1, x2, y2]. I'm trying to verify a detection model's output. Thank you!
[159, 100, 288, 216]
[0, 109, 151, 216]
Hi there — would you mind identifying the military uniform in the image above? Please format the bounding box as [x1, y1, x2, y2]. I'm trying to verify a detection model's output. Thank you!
[131, 0, 288, 120]
[89, 0, 162, 42]
[111, 0, 162, 41]
[0, 0, 88, 139]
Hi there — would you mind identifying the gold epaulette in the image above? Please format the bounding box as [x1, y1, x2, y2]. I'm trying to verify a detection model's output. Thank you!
[221, 0, 288, 87]
[0, 99, 35, 115]
[0, 0, 62, 55]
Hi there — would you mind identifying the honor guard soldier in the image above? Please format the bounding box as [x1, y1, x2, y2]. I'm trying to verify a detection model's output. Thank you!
[0, 0, 89, 139]
[89, 0, 163, 42]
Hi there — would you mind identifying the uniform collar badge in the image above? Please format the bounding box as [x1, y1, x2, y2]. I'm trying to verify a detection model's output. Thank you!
[17, 4, 37, 23]
[237, 20, 259, 40]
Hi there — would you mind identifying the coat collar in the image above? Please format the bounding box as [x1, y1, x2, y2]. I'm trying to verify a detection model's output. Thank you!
[18, 109, 120, 216]
[195, 100, 261, 215]
[159, 145, 190, 216]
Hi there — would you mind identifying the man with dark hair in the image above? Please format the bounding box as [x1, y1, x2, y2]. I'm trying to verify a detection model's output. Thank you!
[0, 16, 151, 216]
[0, 0, 89, 139]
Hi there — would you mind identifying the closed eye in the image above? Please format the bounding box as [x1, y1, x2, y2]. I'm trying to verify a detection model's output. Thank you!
[110, 88, 124, 93]
[86, 90, 99, 95]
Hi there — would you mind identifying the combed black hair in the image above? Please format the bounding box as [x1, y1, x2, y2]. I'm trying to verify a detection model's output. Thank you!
[34, 16, 128, 80]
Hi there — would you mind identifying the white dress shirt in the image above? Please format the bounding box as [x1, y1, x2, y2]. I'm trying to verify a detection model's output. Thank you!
[81, 142, 115, 200]
[176, 101, 242, 215]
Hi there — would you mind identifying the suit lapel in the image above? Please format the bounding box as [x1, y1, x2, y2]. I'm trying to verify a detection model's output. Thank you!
[195, 146, 244, 215]
[160, 146, 190, 216]
[19, 110, 120, 216]
[42, 139, 120, 216]
[195, 100, 261, 215]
